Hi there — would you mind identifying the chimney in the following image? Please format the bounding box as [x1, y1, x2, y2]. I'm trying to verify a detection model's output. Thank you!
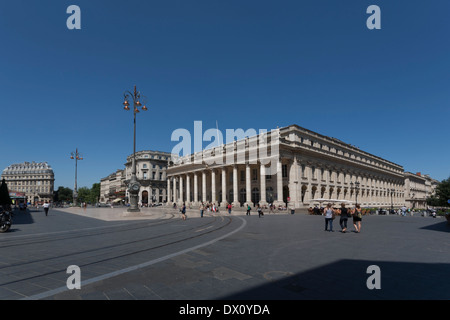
[416, 172, 421, 176]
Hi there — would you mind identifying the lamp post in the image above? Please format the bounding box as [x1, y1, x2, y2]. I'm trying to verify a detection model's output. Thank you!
[351, 181, 360, 205]
[390, 188, 395, 211]
[123, 85, 148, 212]
[70, 148, 83, 206]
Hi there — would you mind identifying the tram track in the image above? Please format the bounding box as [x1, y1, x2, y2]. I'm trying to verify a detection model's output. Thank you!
[0, 213, 220, 271]
[0, 212, 178, 249]
[0, 214, 238, 292]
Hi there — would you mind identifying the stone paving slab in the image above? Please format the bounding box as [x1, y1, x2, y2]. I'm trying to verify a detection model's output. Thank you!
[49, 213, 450, 300]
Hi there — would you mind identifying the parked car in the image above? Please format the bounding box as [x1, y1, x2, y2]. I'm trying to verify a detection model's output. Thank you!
[96, 203, 110, 207]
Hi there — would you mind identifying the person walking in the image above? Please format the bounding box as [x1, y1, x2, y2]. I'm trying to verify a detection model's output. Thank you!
[323, 203, 335, 232]
[199, 202, 204, 218]
[227, 203, 232, 214]
[43, 201, 50, 216]
[181, 202, 187, 220]
[246, 204, 251, 216]
[352, 204, 363, 233]
[257, 204, 264, 218]
[339, 203, 350, 233]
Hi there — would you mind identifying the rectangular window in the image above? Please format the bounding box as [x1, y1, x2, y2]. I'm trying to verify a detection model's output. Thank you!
[252, 169, 258, 181]
[282, 164, 288, 178]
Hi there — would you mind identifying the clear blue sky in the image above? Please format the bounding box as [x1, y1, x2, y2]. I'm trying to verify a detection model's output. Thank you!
[0, 0, 449, 190]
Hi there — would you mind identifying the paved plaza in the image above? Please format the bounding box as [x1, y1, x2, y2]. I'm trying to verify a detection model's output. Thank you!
[0, 206, 449, 300]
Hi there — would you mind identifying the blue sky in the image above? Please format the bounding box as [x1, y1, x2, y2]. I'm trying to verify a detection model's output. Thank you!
[0, 0, 449, 189]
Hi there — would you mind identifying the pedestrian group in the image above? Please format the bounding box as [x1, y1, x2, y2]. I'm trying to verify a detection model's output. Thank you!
[323, 202, 363, 233]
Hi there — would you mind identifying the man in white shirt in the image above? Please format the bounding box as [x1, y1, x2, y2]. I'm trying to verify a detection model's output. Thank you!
[43, 201, 50, 216]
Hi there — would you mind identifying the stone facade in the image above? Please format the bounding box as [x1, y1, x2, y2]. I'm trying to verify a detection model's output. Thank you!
[100, 150, 172, 205]
[100, 169, 126, 203]
[124, 150, 171, 204]
[1, 161, 55, 204]
[404, 172, 439, 209]
[167, 124, 407, 209]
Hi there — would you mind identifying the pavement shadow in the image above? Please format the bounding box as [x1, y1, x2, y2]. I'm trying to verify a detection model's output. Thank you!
[219, 259, 450, 300]
[11, 209, 35, 225]
[420, 220, 450, 233]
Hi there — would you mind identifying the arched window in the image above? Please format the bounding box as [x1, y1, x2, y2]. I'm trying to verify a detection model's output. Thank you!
[141, 190, 149, 205]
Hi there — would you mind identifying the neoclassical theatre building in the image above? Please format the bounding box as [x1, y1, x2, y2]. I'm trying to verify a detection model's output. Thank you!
[166, 124, 407, 209]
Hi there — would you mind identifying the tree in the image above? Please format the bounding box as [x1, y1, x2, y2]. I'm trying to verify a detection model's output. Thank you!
[435, 177, 450, 207]
[427, 177, 450, 207]
[56, 186, 73, 203]
[90, 183, 100, 203]
[77, 187, 91, 204]
[0, 179, 12, 206]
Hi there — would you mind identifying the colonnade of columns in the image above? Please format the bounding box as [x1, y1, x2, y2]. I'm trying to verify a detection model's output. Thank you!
[167, 162, 285, 208]
[167, 158, 405, 208]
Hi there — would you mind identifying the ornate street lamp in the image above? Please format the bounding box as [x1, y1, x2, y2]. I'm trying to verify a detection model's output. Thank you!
[351, 181, 360, 205]
[390, 188, 395, 211]
[123, 85, 148, 212]
[70, 148, 83, 206]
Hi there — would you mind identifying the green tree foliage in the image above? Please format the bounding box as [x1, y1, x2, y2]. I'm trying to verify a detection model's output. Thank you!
[77, 187, 91, 203]
[427, 177, 450, 207]
[56, 186, 73, 202]
[76, 183, 101, 204]
[91, 183, 100, 203]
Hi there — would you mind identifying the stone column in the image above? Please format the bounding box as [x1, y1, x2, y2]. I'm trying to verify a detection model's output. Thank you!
[232, 165, 239, 207]
[260, 163, 267, 206]
[167, 177, 171, 205]
[186, 174, 191, 204]
[172, 176, 177, 205]
[275, 159, 284, 206]
[288, 157, 300, 209]
[193, 172, 198, 205]
[202, 171, 207, 203]
[179, 175, 184, 205]
[221, 167, 227, 207]
[244, 163, 252, 207]
[211, 169, 216, 204]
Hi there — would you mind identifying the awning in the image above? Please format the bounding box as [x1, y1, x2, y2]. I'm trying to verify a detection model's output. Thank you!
[112, 198, 123, 203]
[311, 198, 353, 203]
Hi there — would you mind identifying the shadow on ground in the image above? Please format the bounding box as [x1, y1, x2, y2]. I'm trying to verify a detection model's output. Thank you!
[11, 209, 35, 225]
[420, 219, 450, 233]
[220, 259, 450, 300]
